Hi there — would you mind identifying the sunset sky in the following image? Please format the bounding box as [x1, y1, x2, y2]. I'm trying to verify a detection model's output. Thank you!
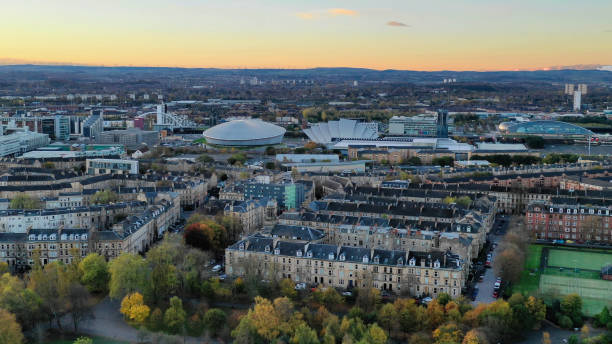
[2, 0, 611, 71]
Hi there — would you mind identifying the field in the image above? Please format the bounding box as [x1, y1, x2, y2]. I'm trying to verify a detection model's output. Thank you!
[514, 245, 612, 316]
[548, 249, 612, 270]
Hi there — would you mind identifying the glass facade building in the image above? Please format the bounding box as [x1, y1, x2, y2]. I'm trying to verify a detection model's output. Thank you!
[502, 120, 593, 137]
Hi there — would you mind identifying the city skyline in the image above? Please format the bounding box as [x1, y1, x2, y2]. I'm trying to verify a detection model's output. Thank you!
[2, 0, 612, 71]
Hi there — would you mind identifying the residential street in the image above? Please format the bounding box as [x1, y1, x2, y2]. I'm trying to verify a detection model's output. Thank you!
[472, 215, 509, 305]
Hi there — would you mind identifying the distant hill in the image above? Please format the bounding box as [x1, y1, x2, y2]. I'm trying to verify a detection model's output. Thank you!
[1, 64, 612, 84]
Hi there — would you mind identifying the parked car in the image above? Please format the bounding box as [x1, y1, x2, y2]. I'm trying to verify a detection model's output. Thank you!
[295, 282, 307, 290]
[478, 274, 484, 282]
[342, 291, 353, 296]
[421, 296, 433, 305]
[212, 264, 222, 272]
[493, 290, 499, 298]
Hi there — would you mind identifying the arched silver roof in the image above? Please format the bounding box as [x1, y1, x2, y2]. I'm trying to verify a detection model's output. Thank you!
[203, 119, 286, 146]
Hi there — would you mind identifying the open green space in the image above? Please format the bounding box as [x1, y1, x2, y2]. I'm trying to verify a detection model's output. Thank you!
[513, 245, 543, 294]
[548, 248, 612, 270]
[540, 274, 612, 316]
[514, 245, 612, 316]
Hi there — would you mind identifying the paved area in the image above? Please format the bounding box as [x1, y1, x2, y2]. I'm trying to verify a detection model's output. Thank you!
[58, 297, 217, 343]
[472, 215, 509, 305]
[518, 322, 602, 344]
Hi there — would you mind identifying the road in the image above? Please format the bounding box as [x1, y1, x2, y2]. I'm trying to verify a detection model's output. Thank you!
[472, 215, 510, 305]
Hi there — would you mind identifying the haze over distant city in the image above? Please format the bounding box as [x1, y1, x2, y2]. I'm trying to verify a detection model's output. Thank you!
[2, 0, 612, 71]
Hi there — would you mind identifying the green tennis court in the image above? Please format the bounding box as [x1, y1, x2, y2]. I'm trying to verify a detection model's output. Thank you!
[547, 248, 612, 271]
[540, 274, 612, 316]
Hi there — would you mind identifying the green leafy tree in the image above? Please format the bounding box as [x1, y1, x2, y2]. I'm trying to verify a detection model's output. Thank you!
[27, 262, 70, 330]
[145, 242, 179, 303]
[72, 337, 93, 344]
[280, 278, 298, 299]
[0, 308, 24, 344]
[164, 296, 187, 334]
[9, 193, 41, 209]
[364, 323, 387, 344]
[433, 323, 463, 344]
[596, 307, 611, 328]
[0, 273, 42, 330]
[79, 253, 109, 293]
[108, 253, 148, 299]
[455, 196, 472, 208]
[561, 294, 583, 326]
[90, 190, 119, 204]
[203, 308, 227, 337]
[147, 307, 164, 332]
[377, 303, 397, 336]
[291, 323, 320, 344]
[196, 154, 214, 163]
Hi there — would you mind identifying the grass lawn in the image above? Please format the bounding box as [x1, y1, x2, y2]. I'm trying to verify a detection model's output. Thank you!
[525, 245, 542, 270]
[513, 245, 543, 294]
[548, 249, 612, 271]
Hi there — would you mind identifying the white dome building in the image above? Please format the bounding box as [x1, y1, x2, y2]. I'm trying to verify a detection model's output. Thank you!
[203, 119, 286, 146]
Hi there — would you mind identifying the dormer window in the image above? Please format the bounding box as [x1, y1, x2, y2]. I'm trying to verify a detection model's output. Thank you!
[550, 208, 554, 212]
[434, 259, 441, 268]
[82, 234, 87, 240]
[373, 256, 379, 264]
[397, 258, 404, 266]
[239, 243, 245, 251]
[362, 255, 369, 263]
[559, 208, 563, 213]
[42, 235, 47, 241]
[467, 226, 471, 232]
[307, 251, 313, 258]
[581, 209, 584, 214]
[409, 257, 416, 266]
[274, 248, 280, 255]
[37, 234, 42, 241]
[61, 234, 67, 240]
[29, 234, 35, 241]
[264, 245, 270, 253]
[50, 234, 56, 240]
[328, 252, 335, 260]
[567, 209, 571, 214]
[296, 250, 302, 257]
[339, 253, 346, 261]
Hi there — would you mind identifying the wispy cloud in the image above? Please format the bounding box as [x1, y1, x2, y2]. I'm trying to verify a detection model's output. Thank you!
[387, 21, 410, 27]
[328, 8, 358, 16]
[297, 12, 314, 20]
[297, 8, 358, 20]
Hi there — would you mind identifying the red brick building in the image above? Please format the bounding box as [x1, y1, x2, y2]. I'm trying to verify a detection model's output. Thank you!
[526, 201, 612, 243]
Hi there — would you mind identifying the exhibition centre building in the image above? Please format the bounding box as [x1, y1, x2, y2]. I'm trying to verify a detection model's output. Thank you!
[203, 119, 286, 146]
